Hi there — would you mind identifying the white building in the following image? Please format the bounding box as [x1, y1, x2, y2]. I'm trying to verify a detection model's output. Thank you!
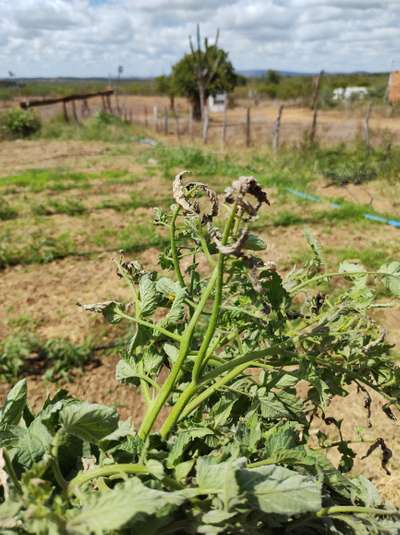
[208, 93, 228, 112]
[332, 87, 369, 101]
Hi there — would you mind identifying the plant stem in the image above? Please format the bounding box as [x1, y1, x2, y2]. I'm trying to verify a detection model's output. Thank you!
[171, 206, 185, 288]
[160, 383, 198, 438]
[160, 204, 238, 438]
[179, 362, 250, 420]
[3, 449, 22, 495]
[138, 268, 218, 440]
[67, 463, 149, 495]
[51, 430, 67, 489]
[118, 310, 181, 343]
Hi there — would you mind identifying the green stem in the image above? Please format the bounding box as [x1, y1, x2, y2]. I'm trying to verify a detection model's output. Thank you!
[160, 205, 238, 438]
[138, 268, 218, 440]
[67, 463, 149, 495]
[316, 505, 399, 517]
[171, 206, 185, 288]
[3, 449, 22, 495]
[179, 362, 250, 420]
[51, 430, 67, 489]
[118, 310, 181, 343]
[201, 343, 293, 383]
[160, 383, 198, 438]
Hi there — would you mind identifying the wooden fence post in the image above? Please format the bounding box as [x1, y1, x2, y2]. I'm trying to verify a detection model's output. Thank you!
[174, 111, 181, 141]
[188, 106, 194, 140]
[62, 101, 69, 122]
[71, 100, 80, 124]
[164, 108, 169, 135]
[245, 107, 251, 147]
[222, 106, 228, 147]
[144, 106, 148, 127]
[309, 70, 324, 145]
[202, 106, 209, 144]
[153, 106, 158, 132]
[364, 102, 372, 150]
[272, 105, 284, 153]
[106, 94, 113, 113]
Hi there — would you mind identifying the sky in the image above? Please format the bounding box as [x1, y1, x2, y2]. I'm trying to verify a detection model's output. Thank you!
[0, 0, 398, 78]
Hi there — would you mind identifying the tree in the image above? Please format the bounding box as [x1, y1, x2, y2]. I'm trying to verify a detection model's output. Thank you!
[265, 69, 281, 85]
[155, 75, 177, 111]
[172, 26, 243, 121]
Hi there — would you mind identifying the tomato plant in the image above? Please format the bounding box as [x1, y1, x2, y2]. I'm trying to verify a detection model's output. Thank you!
[0, 173, 399, 533]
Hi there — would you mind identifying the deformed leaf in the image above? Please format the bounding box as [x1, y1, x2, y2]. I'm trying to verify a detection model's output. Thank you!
[156, 277, 181, 299]
[61, 402, 118, 443]
[243, 233, 266, 251]
[196, 457, 243, 511]
[66, 477, 186, 534]
[164, 287, 186, 325]
[379, 262, 400, 296]
[79, 301, 123, 324]
[2, 419, 52, 468]
[139, 274, 157, 316]
[237, 464, 322, 516]
[339, 261, 367, 285]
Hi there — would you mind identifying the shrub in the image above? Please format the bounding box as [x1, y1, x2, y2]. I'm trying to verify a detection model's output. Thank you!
[0, 107, 41, 138]
[0, 174, 399, 532]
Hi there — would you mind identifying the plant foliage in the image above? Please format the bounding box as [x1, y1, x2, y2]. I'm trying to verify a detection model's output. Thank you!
[0, 107, 41, 138]
[0, 173, 399, 533]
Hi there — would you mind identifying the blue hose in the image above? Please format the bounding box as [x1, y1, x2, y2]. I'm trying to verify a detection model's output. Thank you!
[285, 188, 400, 229]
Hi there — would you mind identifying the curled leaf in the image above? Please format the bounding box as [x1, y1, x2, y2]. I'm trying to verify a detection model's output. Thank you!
[225, 176, 269, 217]
[173, 171, 218, 224]
[361, 438, 392, 475]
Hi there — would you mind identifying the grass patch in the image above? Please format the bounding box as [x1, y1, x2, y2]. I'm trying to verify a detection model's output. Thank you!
[326, 246, 400, 270]
[0, 198, 18, 220]
[0, 231, 77, 269]
[32, 198, 87, 216]
[0, 168, 89, 192]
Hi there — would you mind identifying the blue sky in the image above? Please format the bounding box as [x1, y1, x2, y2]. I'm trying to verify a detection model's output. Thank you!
[0, 0, 398, 78]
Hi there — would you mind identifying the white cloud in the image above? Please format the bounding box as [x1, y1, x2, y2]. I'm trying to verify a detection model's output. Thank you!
[0, 0, 397, 77]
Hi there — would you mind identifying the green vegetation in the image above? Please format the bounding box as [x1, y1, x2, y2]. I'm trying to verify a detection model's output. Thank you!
[0, 332, 94, 382]
[0, 107, 41, 138]
[243, 71, 389, 106]
[172, 26, 244, 119]
[0, 175, 399, 532]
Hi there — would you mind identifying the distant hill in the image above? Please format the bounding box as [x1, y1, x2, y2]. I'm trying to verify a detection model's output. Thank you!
[238, 69, 315, 78]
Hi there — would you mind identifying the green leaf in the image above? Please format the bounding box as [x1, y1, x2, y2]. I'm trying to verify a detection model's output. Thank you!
[60, 402, 118, 443]
[243, 233, 266, 251]
[0, 379, 27, 426]
[156, 277, 180, 298]
[339, 261, 367, 285]
[263, 422, 300, 459]
[237, 464, 322, 516]
[66, 478, 186, 534]
[139, 274, 157, 316]
[379, 261, 400, 296]
[196, 457, 243, 511]
[2, 419, 52, 468]
[116, 359, 140, 386]
[162, 287, 186, 326]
